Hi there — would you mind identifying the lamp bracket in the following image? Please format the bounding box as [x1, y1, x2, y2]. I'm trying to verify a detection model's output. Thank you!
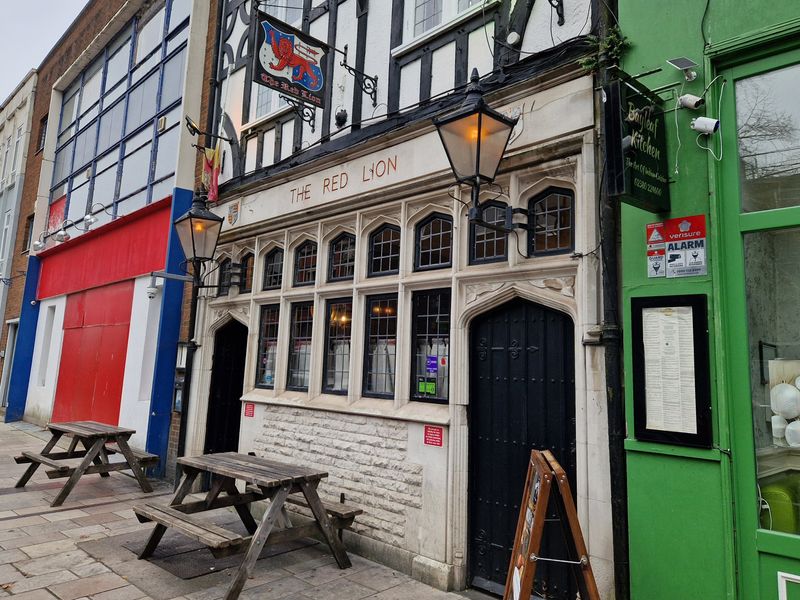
[340, 45, 379, 107]
[547, 0, 565, 26]
[279, 95, 317, 132]
[469, 205, 531, 234]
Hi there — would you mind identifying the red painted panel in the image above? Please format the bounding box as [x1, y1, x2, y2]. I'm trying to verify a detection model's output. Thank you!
[48, 196, 66, 233]
[51, 281, 134, 425]
[38, 198, 172, 300]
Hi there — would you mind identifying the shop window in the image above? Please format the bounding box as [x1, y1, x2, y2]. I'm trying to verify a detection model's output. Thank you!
[323, 298, 352, 394]
[328, 233, 356, 281]
[293, 240, 317, 286]
[363, 295, 398, 398]
[217, 258, 232, 296]
[528, 188, 574, 256]
[415, 213, 452, 271]
[256, 304, 280, 388]
[287, 302, 314, 391]
[368, 225, 401, 277]
[239, 253, 254, 293]
[263, 248, 283, 290]
[470, 201, 508, 264]
[411, 289, 450, 403]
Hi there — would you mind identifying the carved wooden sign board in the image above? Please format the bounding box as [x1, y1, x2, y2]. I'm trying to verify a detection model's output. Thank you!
[504, 450, 600, 600]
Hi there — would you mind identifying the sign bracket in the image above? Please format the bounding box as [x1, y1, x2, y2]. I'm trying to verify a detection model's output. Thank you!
[339, 44, 379, 107]
[279, 95, 317, 132]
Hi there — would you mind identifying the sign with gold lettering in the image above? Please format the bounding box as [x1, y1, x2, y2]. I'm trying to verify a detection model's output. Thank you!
[605, 75, 670, 213]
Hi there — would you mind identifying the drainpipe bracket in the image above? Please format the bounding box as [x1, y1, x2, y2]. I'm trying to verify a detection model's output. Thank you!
[582, 326, 604, 346]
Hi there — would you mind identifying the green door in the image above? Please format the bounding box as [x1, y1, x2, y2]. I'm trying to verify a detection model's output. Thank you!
[719, 44, 800, 599]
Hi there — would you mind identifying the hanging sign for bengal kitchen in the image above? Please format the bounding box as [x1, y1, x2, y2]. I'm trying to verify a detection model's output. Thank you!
[253, 11, 329, 109]
[604, 73, 670, 213]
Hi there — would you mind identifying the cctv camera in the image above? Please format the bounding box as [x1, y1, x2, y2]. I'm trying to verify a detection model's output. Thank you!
[690, 116, 720, 135]
[146, 285, 159, 299]
[678, 94, 705, 110]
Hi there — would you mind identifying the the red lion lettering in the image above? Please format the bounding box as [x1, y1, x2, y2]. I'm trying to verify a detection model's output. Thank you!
[268, 30, 319, 88]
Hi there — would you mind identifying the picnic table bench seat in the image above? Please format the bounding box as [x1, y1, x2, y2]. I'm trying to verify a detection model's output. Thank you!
[244, 484, 363, 520]
[135, 502, 245, 551]
[104, 443, 159, 466]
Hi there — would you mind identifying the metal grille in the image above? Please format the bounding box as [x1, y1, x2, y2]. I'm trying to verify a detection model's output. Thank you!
[294, 241, 317, 286]
[411, 290, 451, 402]
[217, 259, 231, 296]
[239, 253, 254, 292]
[262, 248, 283, 290]
[256, 304, 280, 388]
[416, 215, 453, 270]
[368, 225, 400, 276]
[328, 234, 356, 281]
[530, 190, 573, 255]
[363, 295, 398, 397]
[287, 302, 314, 390]
[471, 203, 508, 263]
[323, 299, 352, 393]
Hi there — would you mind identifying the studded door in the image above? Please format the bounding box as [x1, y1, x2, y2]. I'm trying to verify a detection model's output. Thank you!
[469, 298, 576, 598]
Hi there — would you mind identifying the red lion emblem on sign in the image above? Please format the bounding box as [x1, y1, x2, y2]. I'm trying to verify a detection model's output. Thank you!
[268, 30, 319, 88]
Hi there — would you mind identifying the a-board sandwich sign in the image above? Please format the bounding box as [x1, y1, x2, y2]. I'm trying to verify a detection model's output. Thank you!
[254, 11, 329, 109]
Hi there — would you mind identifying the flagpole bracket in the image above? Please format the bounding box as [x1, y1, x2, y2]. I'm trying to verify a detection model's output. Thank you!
[280, 95, 317, 133]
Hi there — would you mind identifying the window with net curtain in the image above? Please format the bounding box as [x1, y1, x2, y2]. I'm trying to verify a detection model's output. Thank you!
[256, 304, 280, 388]
[324, 299, 353, 394]
[287, 302, 314, 390]
[364, 295, 398, 398]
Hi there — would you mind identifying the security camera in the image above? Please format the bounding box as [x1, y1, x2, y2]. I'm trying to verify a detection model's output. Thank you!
[146, 285, 159, 299]
[678, 94, 705, 110]
[691, 116, 720, 135]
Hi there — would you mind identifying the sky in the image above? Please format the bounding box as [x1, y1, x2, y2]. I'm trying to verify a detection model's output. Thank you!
[0, 1, 88, 104]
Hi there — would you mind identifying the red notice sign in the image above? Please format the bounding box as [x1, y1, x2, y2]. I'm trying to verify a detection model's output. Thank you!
[424, 425, 443, 447]
[244, 402, 255, 418]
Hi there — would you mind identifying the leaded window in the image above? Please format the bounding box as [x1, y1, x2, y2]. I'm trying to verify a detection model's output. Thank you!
[239, 253, 254, 292]
[470, 202, 508, 264]
[217, 258, 232, 296]
[368, 225, 401, 276]
[411, 290, 450, 403]
[529, 188, 574, 255]
[287, 302, 314, 390]
[328, 233, 356, 281]
[323, 299, 352, 394]
[263, 248, 283, 290]
[49, 0, 189, 235]
[256, 304, 279, 388]
[363, 295, 398, 398]
[294, 241, 317, 286]
[415, 213, 452, 270]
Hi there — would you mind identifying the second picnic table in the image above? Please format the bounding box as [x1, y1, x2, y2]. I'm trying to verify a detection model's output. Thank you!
[133, 452, 362, 600]
[14, 420, 158, 507]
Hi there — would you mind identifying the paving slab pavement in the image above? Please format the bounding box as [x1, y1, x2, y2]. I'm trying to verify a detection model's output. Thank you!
[0, 420, 492, 600]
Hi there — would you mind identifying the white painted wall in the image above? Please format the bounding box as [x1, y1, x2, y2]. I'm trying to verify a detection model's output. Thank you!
[24, 295, 66, 425]
[521, 0, 592, 55]
[118, 276, 163, 449]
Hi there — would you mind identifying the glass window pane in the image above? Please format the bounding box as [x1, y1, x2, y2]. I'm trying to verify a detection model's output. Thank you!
[166, 22, 189, 55]
[529, 190, 573, 255]
[745, 227, 800, 535]
[411, 290, 450, 402]
[67, 179, 90, 223]
[81, 59, 104, 115]
[53, 141, 75, 184]
[217, 259, 232, 295]
[414, 0, 442, 36]
[126, 73, 159, 133]
[329, 234, 355, 281]
[239, 254, 254, 292]
[324, 299, 352, 393]
[119, 141, 152, 198]
[364, 295, 397, 397]
[737, 62, 800, 212]
[116, 189, 147, 216]
[97, 101, 125, 154]
[294, 241, 317, 285]
[263, 249, 283, 289]
[160, 48, 186, 109]
[92, 163, 118, 206]
[151, 176, 173, 202]
[369, 226, 401, 275]
[135, 8, 165, 63]
[60, 91, 79, 133]
[472, 203, 508, 263]
[73, 122, 98, 171]
[154, 125, 178, 180]
[416, 215, 452, 270]
[105, 39, 132, 92]
[288, 302, 314, 390]
[256, 305, 280, 387]
[169, 0, 191, 30]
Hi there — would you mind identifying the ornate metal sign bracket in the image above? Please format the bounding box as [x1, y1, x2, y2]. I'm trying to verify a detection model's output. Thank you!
[339, 44, 379, 107]
[279, 95, 317, 132]
[547, 0, 565, 26]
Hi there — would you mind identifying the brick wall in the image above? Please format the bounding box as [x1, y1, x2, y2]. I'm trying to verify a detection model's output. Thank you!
[252, 406, 424, 547]
[0, 0, 127, 376]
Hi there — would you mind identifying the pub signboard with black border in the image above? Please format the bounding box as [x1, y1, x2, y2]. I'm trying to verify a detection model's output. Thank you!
[253, 11, 329, 109]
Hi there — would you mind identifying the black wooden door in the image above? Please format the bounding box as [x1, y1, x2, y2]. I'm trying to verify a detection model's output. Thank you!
[204, 319, 248, 454]
[469, 298, 576, 599]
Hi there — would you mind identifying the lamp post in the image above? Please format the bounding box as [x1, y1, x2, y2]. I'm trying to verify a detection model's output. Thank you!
[433, 68, 518, 224]
[173, 192, 223, 474]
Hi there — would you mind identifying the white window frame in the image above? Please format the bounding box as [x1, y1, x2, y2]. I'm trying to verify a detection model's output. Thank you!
[0, 136, 10, 182]
[10, 126, 22, 179]
[0, 211, 10, 276]
[394, 0, 498, 56]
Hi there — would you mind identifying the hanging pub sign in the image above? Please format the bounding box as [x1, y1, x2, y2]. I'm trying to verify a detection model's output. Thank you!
[253, 11, 329, 109]
[605, 71, 670, 213]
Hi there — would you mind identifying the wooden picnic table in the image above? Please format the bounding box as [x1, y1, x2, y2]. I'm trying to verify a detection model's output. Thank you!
[14, 421, 158, 507]
[133, 452, 361, 600]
